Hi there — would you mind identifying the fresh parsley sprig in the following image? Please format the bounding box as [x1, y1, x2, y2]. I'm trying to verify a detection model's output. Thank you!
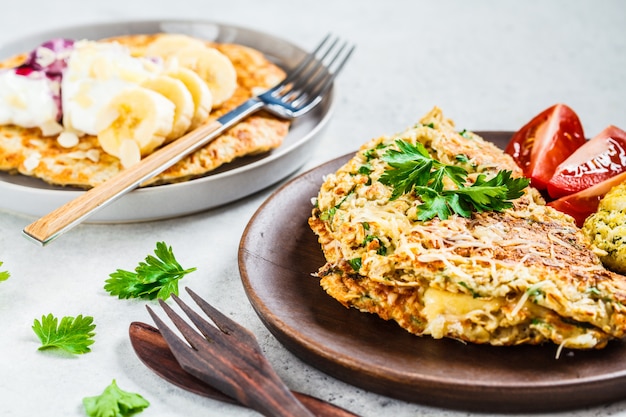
[379, 140, 529, 221]
[32, 314, 96, 354]
[83, 379, 149, 417]
[104, 241, 196, 300]
[0, 261, 9, 282]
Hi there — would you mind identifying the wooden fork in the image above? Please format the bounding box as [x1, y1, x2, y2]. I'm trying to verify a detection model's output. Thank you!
[147, 287, 320, 416]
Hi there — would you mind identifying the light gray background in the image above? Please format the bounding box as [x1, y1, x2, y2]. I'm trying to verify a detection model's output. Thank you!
[1, 1, 625, 416]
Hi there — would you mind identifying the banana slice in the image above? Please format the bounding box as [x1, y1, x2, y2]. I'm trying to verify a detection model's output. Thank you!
[141, 75, 194, 141]
[118, 138, 141, 168]
[165, 67, 213, 129]
[96, 87, 175, 167]
[173, 45, 237, 107]
[144, 33, 207, 60]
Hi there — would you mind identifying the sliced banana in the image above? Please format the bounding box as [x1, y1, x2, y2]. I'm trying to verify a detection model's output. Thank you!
[144, 33, 207, 60]
[165, 67, 213, 129]
[173, 45, 237, 107]
[96, 87, 175, 167]
[141, 75, 194, 141]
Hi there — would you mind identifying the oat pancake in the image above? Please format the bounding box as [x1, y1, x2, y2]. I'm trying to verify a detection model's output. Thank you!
[0, 33, 289, 188]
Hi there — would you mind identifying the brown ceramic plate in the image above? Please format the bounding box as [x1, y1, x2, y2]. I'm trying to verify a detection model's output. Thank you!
[238, 131, 626, 413]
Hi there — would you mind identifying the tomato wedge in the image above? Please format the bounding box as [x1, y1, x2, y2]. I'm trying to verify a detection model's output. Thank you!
[546, 125, 626, 199]
[547, 170, 626, 227]
[505, 104, 585, 190]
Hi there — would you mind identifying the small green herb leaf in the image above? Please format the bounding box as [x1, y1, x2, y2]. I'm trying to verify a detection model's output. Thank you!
[319, 189, 355, 221]
[32, 314, 96, 354]
[358, 164, 373, 175]
[0, 261, 9, 282]
[363, 235, 388, 255]
[104, 241, 196, 300]
[379, 140, 434, 199]
[379, 139, 529, 220]
[348, 257, 362, 272]
[83, 379, 149, 417]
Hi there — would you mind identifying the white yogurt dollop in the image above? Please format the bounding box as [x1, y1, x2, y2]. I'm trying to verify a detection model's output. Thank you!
[0, 70, 60, 134]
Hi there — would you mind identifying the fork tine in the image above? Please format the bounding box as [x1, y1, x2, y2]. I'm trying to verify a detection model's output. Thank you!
[273, 33, 333, 89]
[274, 37, 338, 101]
[147, 291, 319, 417]
[286, 37, 340, 93]
[311, 42, 355, 99]
[169, 293, 228, 344]
[289, 41, 354, 107]
[153, 298, 212, 351]
[145, 305, 198, 365]
[183, 288, 272, 373]
[146, 304, 250, 406]
[184, 287, 257, 344]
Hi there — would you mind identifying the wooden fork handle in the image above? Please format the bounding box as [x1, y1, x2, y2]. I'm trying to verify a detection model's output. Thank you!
[23, 98, 266, 246]
[22, 120, 224, 245]
[295, 392, 361, 417]
[129, 321, 360, 417]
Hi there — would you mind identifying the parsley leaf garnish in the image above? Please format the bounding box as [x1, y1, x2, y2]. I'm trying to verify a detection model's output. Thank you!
[379, 140, 529, 221]
[83, 379, 149, 417]
[104, 241, 196, 300]
[348, 257, 362, 271]
[32, 314, 96, 354]
[0, 261, 9, 282]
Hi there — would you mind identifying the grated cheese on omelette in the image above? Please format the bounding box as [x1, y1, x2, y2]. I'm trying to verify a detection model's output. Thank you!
[308, 107, 626, 350]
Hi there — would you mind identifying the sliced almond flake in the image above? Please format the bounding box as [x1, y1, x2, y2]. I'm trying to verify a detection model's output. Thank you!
[57, 131, 80, 148]
[85, 149, 100, 163]
[23, 152, 41, 172]
[28, 138, 46, 147]
[66, 151, 86, 159]
[41, 120, 64, 137]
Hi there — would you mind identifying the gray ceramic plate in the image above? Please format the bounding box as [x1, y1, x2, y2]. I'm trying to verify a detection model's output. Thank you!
[0, 20, 333, 222]
[239, 132, 626, 413]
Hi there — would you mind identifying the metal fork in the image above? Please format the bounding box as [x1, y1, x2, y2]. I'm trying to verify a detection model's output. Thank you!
[146, 287, 316, 417]
[23, 34, 355, 245]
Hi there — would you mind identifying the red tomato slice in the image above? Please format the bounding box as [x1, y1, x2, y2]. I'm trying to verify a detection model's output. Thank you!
[547, 125, 626, 199]
[505, 104, 585, 190]
[547, 170, 626, 227]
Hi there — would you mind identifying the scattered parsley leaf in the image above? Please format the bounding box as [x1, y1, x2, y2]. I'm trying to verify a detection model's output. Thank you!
[319, 188, 355, 221]
[587, 287, 602, 296]
[32, 314, 96, 354]
[379, 139, 529, 221]
[363, 235, 387, 255]
[319, 207, 337, 221]
[105, 241, 196, 300]
[83, 379, 149, 417]
[348, 257, 362, 272]
[358, 164, 373, 175]
[0, 261, 9, 282]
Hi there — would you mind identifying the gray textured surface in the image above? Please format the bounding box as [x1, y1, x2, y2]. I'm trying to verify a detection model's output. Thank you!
[1, 1, 625, 416]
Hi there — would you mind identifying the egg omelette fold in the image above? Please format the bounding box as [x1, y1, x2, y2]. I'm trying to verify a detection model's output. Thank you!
[0, 33, 289, 188]
[309, 107, 626, 350]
